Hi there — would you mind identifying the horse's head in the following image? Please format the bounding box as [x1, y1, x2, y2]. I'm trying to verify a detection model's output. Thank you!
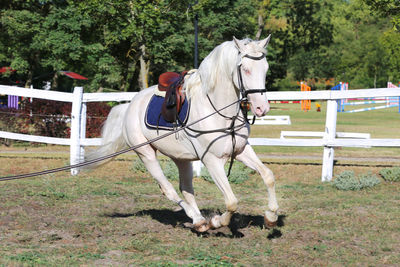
[233, 36, 271, 117]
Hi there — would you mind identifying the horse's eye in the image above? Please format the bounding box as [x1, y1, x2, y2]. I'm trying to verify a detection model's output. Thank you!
[243, 67, 251, 75]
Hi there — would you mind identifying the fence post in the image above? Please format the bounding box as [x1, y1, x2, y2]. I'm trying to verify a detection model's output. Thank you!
[70, 87, 84, 175]
[193, 161, 202, 177]
[321, 100, 338, 182]
[79, 102, 87, 163]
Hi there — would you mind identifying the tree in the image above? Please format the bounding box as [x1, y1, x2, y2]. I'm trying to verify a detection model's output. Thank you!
[365, 0, 400, 82]
[1, 7, 44, 87]
[330, 0, 393, 88]
[364, 0, 400, 30]
[380, 29, 400, 82]
[279, 0, 334, 81]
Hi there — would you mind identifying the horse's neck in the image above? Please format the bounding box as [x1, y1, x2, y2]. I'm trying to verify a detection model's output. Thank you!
[207, 80, 241, 119]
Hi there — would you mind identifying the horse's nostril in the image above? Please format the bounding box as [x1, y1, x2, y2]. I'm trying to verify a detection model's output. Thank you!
[255, 107, 264, 116]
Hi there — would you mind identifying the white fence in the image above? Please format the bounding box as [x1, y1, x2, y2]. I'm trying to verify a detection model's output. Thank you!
[0, 85, 136, 175]
[1, 85, 400, 181]
[280, 131, 370, 140]
[250, 115, 291, 125]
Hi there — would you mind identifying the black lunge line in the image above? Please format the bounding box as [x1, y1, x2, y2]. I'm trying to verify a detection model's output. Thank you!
[0, 99, 242, 182]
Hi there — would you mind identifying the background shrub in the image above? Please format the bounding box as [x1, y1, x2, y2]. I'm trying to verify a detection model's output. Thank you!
[333, 171, 361, 191]
[24, 99, 72, 138]
[85, 102, 111, 138]
[0, 99, 111, 143]
[131, 159, 255, 184]
[200, 162, 255, 184]
[358, 172, 381, 188]
[333, 171, 380, 191]
[162, 160, 179, 181]
[131, 158, 179, 181]
[131, 158, 148, 174]
[379, 167, 400, 182]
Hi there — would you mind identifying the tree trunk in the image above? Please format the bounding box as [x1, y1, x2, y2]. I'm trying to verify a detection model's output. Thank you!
[122, 62, 136, 92]
[51, 72, 59, 90]
[25, 70, 33, 88]
[139, 44, 150, 90]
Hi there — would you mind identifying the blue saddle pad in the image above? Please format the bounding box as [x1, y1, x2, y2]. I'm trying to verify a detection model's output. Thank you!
[145, 95, 190, 130]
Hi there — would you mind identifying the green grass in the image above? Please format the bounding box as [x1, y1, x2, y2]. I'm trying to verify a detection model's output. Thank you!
[0, 153, 399, 266]
[0, 102, 399, 265]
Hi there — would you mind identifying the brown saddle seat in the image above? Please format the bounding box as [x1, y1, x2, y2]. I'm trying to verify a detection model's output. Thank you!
[158, 71, 187, 123]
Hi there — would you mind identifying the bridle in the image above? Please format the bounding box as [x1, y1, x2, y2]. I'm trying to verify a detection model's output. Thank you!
[194, 50, 269, 176]
[236, 52, 268, 125]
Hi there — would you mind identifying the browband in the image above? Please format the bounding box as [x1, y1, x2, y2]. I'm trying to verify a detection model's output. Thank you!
[243, 53, 265, 60]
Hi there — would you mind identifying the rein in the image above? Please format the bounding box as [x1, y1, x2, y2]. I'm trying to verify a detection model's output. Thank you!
[190, 51, 268, 176]
[0, 99, 242, 182]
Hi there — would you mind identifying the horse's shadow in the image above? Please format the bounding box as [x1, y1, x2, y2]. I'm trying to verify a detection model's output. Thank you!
[104, 209, 286, 239]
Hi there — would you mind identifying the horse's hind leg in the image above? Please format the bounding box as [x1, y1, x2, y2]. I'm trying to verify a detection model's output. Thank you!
[236, 144, 279, 227]
[136, 146, 206, 229]
[173, 160, 208, 231]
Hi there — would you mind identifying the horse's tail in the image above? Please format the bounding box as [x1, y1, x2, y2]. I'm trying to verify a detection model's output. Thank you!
[83, 103, 130, 169]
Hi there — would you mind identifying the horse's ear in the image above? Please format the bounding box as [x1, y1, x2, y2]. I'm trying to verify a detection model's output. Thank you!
[258, 34, 271, 48]
[233, 36, 246, 52]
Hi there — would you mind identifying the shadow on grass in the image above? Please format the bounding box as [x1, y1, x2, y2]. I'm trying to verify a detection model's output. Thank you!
[103, 209, 286, 239]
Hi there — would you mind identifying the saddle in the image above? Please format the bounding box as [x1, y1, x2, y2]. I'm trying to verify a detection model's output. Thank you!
[158, 71, 187, 123]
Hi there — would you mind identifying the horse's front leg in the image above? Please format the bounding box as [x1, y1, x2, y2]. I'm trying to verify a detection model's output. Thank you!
[236, 144, 279, 227]
[202, 156, 238, 229]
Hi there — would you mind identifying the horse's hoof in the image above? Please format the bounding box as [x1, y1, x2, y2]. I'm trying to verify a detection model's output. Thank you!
[209, 215, 222, 229]
[194, 220, 210, 232]
[264, 211, 278, 228]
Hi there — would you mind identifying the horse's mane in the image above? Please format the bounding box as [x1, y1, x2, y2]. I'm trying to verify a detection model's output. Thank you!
[185, 38, 266, 99]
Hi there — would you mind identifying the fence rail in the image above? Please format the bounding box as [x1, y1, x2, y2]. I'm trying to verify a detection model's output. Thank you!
[1, 85, 399, 181]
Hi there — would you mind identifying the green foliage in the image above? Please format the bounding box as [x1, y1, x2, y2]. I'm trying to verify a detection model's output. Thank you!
[328, 0, 396, 88]
[365, 0, 400, 30]
[333, 171, 381, 191]
[200, 161, 255, 184]
[131, 158, 179, 181]
[379, 167, 400, 182]
[132, 159, 256, 183]
[0, 0, 398, 91]
[379, 29, 400, 81]
[162, 159, 179, 181]
[333, 172, 361, 191]
[131, 158, 148, 173]
[358, 172, 382, 188]
[278, 0, 334, 81]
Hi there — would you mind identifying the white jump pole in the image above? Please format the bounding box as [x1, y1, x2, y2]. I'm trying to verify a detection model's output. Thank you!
[321, 100, 338, 182]
[70, 87, 84, 175]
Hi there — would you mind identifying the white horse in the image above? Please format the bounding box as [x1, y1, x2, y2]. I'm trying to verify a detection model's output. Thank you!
[87, 36, 279, 232]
